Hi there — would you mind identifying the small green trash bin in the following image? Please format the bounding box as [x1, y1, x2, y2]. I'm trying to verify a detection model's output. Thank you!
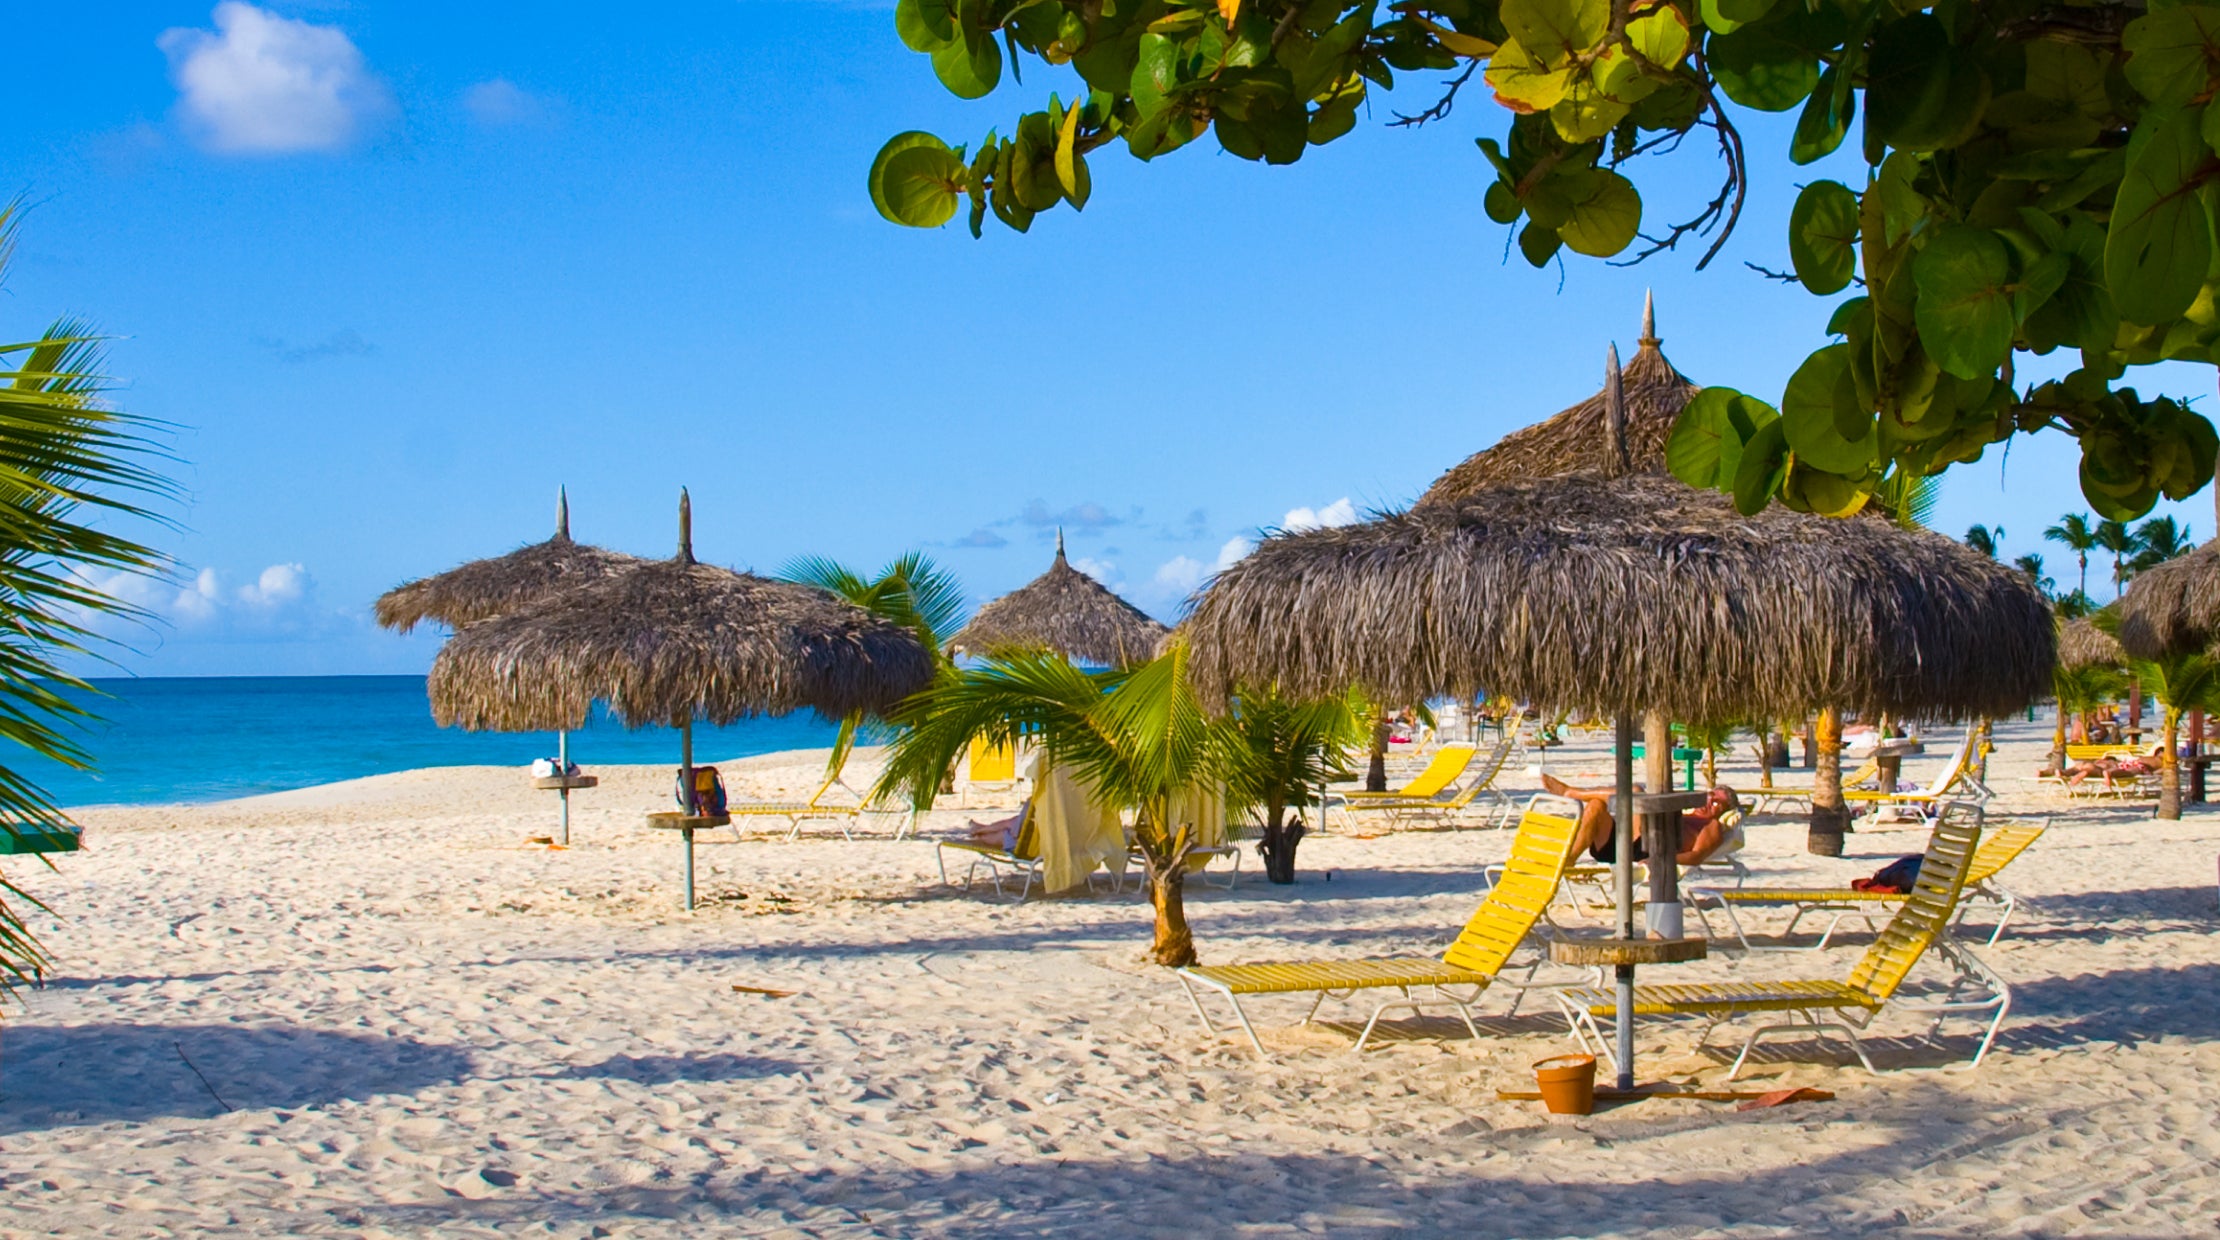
[0, 825, 82, 855]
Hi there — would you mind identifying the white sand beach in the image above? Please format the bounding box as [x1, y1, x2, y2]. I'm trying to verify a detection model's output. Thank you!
[5, 719, 2219, 1237]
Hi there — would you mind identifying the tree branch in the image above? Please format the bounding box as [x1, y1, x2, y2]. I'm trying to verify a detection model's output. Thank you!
[1389, 59, 1479, 129]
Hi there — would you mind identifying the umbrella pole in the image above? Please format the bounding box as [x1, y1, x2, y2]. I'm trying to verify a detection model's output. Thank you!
[681, 720, 696, 912]
[1612, 714, 1637, 1092]
[557, 729, 570, 847]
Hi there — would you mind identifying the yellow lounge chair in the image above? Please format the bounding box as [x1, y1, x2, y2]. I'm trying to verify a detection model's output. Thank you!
[1843, 731, 1990, 815]
[1750, 756, 1881, 814]
[1330, 732, 1519, 830]
[936, 800, 1045, 900]
[1174, 795, 1582, 1058]
[1689, 819, 2045, 952]
[728, 774, 909, 841]
[1556, 809, 2009, 1076]
[1335, 744, 1477, 803]
[2036, 744, 2161, 799]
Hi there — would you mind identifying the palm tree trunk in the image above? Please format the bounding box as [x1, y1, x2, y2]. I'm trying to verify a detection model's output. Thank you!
[1809, 708, 1850, 856]
[1140, 812, 1198, 965]
[1259, 788, 1303, 884]
[1365, 713, 1390, 792]
[2159, 706, 2183, 821]
[2051, 698, 2068, 776]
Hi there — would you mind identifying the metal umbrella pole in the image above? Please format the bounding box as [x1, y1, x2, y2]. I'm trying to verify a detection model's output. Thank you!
[1612, 714, 1638, 1092]
[557, 728, 570, 846]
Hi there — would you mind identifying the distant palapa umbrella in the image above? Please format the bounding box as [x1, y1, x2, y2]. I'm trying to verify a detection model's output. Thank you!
[2117, 539, 2220, 658]
[2059, 616, 2125, 669]
[429, 491, 936, 907]
[949, 531, 1169, 667]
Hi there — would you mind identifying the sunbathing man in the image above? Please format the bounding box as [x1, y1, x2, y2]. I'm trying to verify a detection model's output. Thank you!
[1539, 774, 1737, 867]
[2057, 750, 2158, 791]
[961, 807, 1028, 852]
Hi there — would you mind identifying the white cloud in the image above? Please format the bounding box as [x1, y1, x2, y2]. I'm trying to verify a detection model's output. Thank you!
[462, 78, 548, 126]
[160, 3, 390, 154]
[1282, 498, 1358, 532]
[1214, 536, 1254, 570]
[1069, 556, 1118, 587]
[237, 563, 308, 606]
[1152, 555, 1206, 596]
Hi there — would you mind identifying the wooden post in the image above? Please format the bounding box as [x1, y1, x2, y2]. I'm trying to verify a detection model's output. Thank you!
[1612, 715, 1637, 1092]
[1642, 713, 1680, 939]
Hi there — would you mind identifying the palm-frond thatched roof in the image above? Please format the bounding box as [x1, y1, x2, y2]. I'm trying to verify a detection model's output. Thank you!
[428, 497, 936, 731]
[1183, 472, 2055, 722]
[375, 490, 645, 633]
[2058, 615, 2125, 669]
[949, 535, 1169, 666]
[2117, 540, 2220, 658]
[1417, 295, 1696, 508]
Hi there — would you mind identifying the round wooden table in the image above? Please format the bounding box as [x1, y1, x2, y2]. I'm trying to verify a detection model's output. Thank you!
[532, 773, 598, 846]
[645, 812, 732, 910]
[1548, 937, 1709, 967]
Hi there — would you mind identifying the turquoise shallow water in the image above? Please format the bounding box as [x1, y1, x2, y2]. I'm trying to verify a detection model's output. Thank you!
[14, 676, 838, 808]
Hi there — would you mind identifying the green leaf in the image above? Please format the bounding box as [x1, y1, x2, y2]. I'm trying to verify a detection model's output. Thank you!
[1484, 181, 1523, 224]
[897, 0, 957, 52]
[1789, 180, 1860, 295]
[1912, 225, 2017, 380]
[1875, 151, 1928, 246]
[1518, 221, 1562, 267]
[1864, 15, 1952, 149]
[1626, 6, 1692, 70]
[1666, 386, 1777, 490]
[2081, 457, 2159, 521]
[1550, 75, 1632, 142]
[1131, 33, 1180, 116]
[1500, 0, 1610, 62]
[1791, 66, 1851, 164]
[1709, 21, 1819, 113]
[1556, 168, 1641, 257]
[1485, 38, 1571, 113]
[1781, 344, 1877, 473]
[1055, 101, 1089, 207]
[1780, 460, 1871, 517]
[2122, 6, 2220, 110]
[2106, 107, 2217, 327]
[1712, 0, 1779, 24]
[870, 132, 966, 228]
[932, 30, 1003, 99]
[1731, 418, 1790, 515]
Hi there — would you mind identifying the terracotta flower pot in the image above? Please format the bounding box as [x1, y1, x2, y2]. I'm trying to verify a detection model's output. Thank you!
[1534, 1053, 1597, 1115]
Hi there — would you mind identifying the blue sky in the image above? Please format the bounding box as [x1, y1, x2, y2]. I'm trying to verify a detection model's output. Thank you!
[8, 3, 2210, 677]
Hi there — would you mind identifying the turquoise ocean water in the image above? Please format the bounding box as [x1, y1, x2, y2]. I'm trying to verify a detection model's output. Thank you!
[16, 676, 839, 808]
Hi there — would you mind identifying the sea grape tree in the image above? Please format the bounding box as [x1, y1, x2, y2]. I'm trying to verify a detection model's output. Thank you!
[872, 0, 2220, 519]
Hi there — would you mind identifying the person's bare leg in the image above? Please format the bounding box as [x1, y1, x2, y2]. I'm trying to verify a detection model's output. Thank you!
[1677, 818, 1728, 867]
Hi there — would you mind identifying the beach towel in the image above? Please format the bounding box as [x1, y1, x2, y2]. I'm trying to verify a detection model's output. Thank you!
[1851, 854, 1923, 895]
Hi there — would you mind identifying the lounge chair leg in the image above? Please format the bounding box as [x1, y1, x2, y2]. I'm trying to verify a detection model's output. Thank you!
[1223, 994, 1269, 1060]
[1300, 991, 1330, 1026]
[1176, 975, 1219, 1035]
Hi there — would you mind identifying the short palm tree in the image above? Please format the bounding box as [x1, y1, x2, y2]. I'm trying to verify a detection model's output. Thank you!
[2050, 662, 2126, 771]
[1216, 684, 1365, 884]
[2094, 519, 2138, 597]
[0, 206, 172, 996]
[778, 551, 965, 776]
[1964, 524, 2002, 558]
[2044, 513, 2096, 598]
[2013, 553, 2054, 597]
[876, 646, 1221, 964]
[2127, 651, 2220, 820]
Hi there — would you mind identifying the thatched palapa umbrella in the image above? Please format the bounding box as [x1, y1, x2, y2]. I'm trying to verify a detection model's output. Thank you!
[431, 491, 936, 906]
[1182, 334, 2053, 1086]
[2059, 616, 2124, 669]
[949, 531, 1169, 666]
[377, 489, 647, 843]
[2117, 540, 2220, 658]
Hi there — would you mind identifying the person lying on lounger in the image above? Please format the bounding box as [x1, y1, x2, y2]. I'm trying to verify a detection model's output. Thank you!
[1539, 774, 1737, 867]
[2048, 751, 2157, 790]
[962, 809, 1026, 851]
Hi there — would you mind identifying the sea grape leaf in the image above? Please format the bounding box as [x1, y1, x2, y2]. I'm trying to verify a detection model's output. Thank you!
[897, 0, 957, 52]
[1912, 225, 2017, 380]
[1551, 74, 1632, 142]
[2106, 107, 2217, 327]
[1486, 39, 1572, 112]
[1055, 102, 1091, 207]
[1791, 66, 1852, 164]
[871, 132, 966, 227]
[1519, 221, 1562, 267]
[1626, 5, 1692, 70]
[1781, 344, 1877, 473]
[933, 30, 1003, 99]
[1780, 460, 1870, 517]
[2121, 6, 2220, 110]
[1131, 33, 1181, 116]
[1500, 0, 1610, 63]
[1666, 386, 1777, 490]
[1864, 15, 1951, 149]
[1556, 169, 1641, 256]
[1789, 180, 1861, 295]
[1710, 0, 1778, 27]
[1708, 22, 1819, 113]
[1732, 418, 1791, 515]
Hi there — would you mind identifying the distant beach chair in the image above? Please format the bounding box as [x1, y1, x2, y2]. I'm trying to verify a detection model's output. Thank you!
[2036, 744, 2161, 799]
[935, 799, 1044, 901]
[1749, 755, 1880, 815]
[1556, 810, 2010, 1077]
[1843, 731, 1989, 817]
[1329, 733, 1517, 830]
[1173, 795, 1582, 1059]
[727, 773, 911, 841]
[935, 759, 1128, 900]
[959, 736, 1024, 807]
[1690, 817, 2046, 953]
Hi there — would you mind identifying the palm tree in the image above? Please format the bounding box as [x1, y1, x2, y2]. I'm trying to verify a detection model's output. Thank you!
[2094, 520, 2138, 597]
[2128, 650, 2220, 820]
[778, 551, 965, 776]
[1964, 524, 2002, 557]
[877, 646, 1225, 964]
[1872, 468, 1938, 529]
[2050, 662, 2127, 773]
[2013, 552, 2054, 597]
[0, 207, 172, 997]
[2044, 513, 2097, 598]
[1216, 684, 1366, 883]
[2130, 516, 2193, 573]
[2055, 589, 2097, 620]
